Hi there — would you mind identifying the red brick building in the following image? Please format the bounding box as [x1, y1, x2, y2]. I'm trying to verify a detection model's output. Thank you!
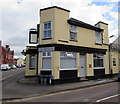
[0, 40, 14, 65]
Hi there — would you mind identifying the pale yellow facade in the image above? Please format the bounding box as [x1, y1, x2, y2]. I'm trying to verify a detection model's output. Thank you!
[25, 46, 37, 76]
[40, 7, 109, 50]
[110, 51, 120, 73]
[25, 6, 119, 84]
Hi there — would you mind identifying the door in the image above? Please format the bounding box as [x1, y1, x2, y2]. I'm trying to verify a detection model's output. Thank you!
[80, 55, 86, 77]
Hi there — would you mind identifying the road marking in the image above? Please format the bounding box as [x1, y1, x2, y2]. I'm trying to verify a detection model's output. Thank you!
[4, 82, 116, 102]
[96, 94, 120, 102]
[0, 71, 23, 81]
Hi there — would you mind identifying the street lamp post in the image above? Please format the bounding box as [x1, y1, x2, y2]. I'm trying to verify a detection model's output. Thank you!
[109, 35, 114, 77]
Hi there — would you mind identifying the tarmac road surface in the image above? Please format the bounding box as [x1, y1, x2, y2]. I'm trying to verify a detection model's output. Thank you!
[1, 68, 119, 103]
[4, 81, 120, 103]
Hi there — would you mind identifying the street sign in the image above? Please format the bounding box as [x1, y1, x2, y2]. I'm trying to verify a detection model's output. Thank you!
[49, 75, 53, 79]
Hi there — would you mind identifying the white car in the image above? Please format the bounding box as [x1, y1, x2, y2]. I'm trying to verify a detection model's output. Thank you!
[0, 64, 10, 70]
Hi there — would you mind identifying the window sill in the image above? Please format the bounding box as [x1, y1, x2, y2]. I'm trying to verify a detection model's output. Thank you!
[60, 68, 77, 70]
[95, 43, 102, 45]
[29, 67, 35, 70]
[69, 40, 78, 42]
[41, 69, 52, 71]
[42, 38, 52, 40]
[94, 67, 105, 69]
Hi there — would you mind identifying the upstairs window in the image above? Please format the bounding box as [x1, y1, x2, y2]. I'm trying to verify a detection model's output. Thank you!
[95, 31, 102, 44]
[70, 25, 77, 41]
[43, 22, 52, 39]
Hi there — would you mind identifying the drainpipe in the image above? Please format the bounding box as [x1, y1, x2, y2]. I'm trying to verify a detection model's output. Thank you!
[109, 44, 111, 76]
[109, 35, 114, 77]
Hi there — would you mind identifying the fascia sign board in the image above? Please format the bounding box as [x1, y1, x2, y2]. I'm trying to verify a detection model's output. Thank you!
[38, 47, 55, 52]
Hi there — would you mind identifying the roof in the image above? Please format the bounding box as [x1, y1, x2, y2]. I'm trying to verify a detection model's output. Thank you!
[112, 35, 120, 45]
[68, 18, 103, 32]
[95, 21, 108, 26]
[40, 6, 70, 12]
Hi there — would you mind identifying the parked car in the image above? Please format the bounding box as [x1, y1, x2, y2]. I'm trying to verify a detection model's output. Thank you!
[21, 64, 25, 67]
[118, 71, 120, 82]
[16, 65, 22, 68]
[10, 65, 17, 69]
[0, 64, 10, 70]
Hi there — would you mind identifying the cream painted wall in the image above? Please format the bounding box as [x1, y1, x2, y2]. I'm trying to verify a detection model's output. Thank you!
[39, 7, 109, 51]
[52, 51, 60, 79]
[86, 53, 94, 76]
[110, 52, 119, 73]
[54, 8, 70, 42]
[38, 52, 42, 74]
[99, 23, 109, 45]
[40, 8, 55, 44]
[104, 52, 110, 74]
[76, 53, 80, 77]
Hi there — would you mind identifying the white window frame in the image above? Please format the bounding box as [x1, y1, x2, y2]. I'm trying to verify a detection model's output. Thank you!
[43, 22, 52, 39]
[29, 54, 37, 69]
[93, 54, 104, 69]
[42, 52, 52, 70]
[42, 52, 52, 58]
[70, 25, 77, 41]
[95, 31, 102, 44]
[60, 51, 77, 70]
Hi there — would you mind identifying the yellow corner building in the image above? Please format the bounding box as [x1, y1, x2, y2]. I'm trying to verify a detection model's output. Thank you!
[25, 6, 119, 85]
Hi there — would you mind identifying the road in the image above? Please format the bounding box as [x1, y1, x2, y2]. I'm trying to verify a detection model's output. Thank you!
[17, 81, 119, 103]
[1, 68, 119, 103]
[1, 68, 24, 82]
[1, 68, 25, 99]
[3, 81, 120, 103]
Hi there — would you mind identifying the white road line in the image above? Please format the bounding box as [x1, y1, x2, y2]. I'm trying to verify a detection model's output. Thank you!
[96, 94, 120, 102]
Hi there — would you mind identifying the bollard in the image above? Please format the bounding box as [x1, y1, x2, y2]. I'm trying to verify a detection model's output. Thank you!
[44, 78, 47, 85]
[41, 78, 43, 85]
[49, 79, 51, 84]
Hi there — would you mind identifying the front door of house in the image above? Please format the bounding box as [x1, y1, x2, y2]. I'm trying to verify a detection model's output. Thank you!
[80, 55, 86, 78]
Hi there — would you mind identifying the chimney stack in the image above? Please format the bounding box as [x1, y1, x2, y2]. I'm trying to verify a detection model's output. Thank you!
[6, 45, 9, 48]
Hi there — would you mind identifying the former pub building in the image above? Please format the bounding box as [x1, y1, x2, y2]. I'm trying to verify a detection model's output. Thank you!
[25, 6, 115, 85]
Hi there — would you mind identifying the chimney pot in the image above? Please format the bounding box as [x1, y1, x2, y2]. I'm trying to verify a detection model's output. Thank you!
[6, 45, 9, 48]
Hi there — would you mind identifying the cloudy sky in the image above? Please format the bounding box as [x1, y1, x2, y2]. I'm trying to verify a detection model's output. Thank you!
[0, 0, 119, 58]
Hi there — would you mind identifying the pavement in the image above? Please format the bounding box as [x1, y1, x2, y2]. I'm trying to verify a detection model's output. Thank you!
[18, 77, 118, 95]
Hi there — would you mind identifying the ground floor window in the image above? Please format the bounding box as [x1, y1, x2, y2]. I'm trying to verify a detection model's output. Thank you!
[42, 52, 52, 70]
[60, 51, 76, 69]
[29, 54, 37, 69]
[93, 54, 104, 69]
